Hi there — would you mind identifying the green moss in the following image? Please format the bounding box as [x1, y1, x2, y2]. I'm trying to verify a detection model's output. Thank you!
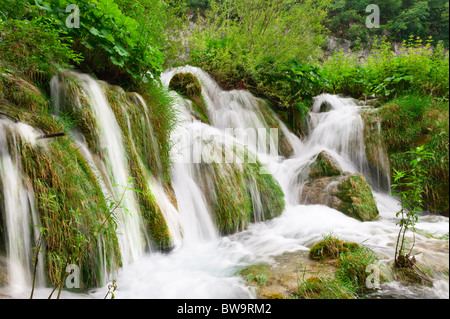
[53, 71, 101, 155]
[303, 235, 388, 299]
[209, 162, 253, 235]
[308, 151, 343, 179]
[309, 235, 360, 261]
[257, 99, 294, 158]
[0, 71, 50, 112]
[360, 108, 390, 190]
[336, 174, 379, 221]
[1, 70, 121, 289]
[169, 72, 209, 124]
[134, 80, 178, 182]
[197, 147, 285, 235]
[169, 72, 202, 98]
[245, 161, 285, 221]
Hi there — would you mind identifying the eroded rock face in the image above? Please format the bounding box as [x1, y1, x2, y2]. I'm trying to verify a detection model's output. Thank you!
[300, 151, 379, 221]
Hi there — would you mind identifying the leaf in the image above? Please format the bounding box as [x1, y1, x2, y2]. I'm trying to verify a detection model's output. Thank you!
[114, 44, 129, 57]
[110, 56, 124, 67]
[89, 27, 101, 37]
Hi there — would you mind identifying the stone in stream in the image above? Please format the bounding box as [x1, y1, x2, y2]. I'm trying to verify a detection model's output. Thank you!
[300, 151, 379, 221]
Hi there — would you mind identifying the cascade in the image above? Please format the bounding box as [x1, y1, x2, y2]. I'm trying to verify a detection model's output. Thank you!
[51, 72, 146, 264]
[0, 66, 447, 299]
[0, 119, 44, 293]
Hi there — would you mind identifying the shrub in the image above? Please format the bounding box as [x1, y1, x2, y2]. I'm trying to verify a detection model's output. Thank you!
[0, 17, 82, 85]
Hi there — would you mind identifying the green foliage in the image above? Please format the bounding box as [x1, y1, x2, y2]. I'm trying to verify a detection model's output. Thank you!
[0, 0, 30, 20]
[296, 275, 356, 299]
[0, 17, 82, 85]
[188, 0, 330, 88]
[335, 245, 385, 294]
[246, 273, 268, 287]
[29, 0, 163, 85]
[391, 146, 434, 267]
[381, 95, 449, 213]
[322, 36, 449, 99]
[251, 60, 328, 108]
[326, 0, 449, 47]
[0, 0, 187, 87]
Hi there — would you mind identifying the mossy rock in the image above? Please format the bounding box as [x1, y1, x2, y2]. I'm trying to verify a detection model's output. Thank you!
[302, 173, 379, 221]
[169, 72, 202, 98]
[309, 237, 360, 261]
[0, 71, 49, 112]
[103, 84, 173, 249]
[308, 151, 343, 179]
[360, 108, 391, 191]
[19, 132, 122, 288]
[319, 100, 333, 113]
[52, 71, 102, 155]
[194, 146, 285, 235]
[169, 72, 209, 124]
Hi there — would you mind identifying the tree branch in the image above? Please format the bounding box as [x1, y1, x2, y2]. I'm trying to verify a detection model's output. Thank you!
[0, 111, 19, 122]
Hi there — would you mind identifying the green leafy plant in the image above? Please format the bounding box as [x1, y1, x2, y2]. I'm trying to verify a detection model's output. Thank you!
[0, 17, 82, 84]
[246, 273, 268, 287]
[391, 146, 434, 269]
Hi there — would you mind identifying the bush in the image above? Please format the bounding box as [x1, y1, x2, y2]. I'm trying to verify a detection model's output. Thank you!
[381, 95, 449, 214]
[187, 0, 329, 89]
[322, 36, 449, 100]
[0, 17, 82, 85]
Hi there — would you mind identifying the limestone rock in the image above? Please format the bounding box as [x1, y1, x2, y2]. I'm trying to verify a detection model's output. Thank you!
[301, 173, 379, 221]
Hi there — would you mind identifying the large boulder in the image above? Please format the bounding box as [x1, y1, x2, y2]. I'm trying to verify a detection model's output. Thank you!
[301, 173, 379, 221]
[298, 150, 379, 221]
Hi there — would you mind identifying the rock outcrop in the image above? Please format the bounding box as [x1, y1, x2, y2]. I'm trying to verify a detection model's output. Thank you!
[300, 151, 379, 221]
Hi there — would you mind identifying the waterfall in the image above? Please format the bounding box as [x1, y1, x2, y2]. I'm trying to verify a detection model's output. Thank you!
[53, 73, 146, 264]
[307, 94, 390, 191]
[0, 119, 44, 293]
[0, 66, 447, 299]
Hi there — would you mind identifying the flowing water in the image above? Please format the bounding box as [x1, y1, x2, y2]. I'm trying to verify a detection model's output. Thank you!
[0, 119, 45, 295]
[0, 66, 448, 299]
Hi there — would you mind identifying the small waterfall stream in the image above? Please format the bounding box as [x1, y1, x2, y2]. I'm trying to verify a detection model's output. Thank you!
[0, 66, 448, 299]
[0, 120, 44, 294]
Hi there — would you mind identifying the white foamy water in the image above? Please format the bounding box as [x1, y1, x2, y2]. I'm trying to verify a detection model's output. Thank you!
[0, 119, 44, 295]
